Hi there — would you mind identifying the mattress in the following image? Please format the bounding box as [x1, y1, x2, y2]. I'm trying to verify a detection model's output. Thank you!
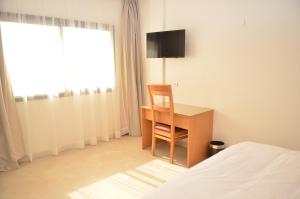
[143, 142, 300, 199]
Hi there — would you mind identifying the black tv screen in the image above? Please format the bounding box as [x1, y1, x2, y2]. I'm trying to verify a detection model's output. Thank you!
[147, 29, 185, 58]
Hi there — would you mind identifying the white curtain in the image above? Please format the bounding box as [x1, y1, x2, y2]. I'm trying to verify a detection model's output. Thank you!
[16, 94, 122, 161]
[0, 12, 127, 161]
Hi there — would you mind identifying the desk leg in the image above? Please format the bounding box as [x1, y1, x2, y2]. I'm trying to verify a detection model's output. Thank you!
[141, 109, 152, 149]
[187, 111, 213, 167]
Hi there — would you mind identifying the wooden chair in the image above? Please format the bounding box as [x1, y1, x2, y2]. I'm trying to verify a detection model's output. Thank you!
[147, 84, 188, 164]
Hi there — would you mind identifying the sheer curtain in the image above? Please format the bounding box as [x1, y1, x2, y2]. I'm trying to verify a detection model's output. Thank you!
[16, 93, 122, 160]
[0, 12, 126, 161]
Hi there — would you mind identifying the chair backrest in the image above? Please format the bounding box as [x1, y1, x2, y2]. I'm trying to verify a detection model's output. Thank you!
[147, 84, 174, 129]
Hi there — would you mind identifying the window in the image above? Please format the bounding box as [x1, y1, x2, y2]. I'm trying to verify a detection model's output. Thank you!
[1, 22, 115, 97]
[63, 27, 115, 93]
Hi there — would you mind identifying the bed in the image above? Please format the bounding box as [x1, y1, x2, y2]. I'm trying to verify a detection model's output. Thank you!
[143, 142, 300, 199]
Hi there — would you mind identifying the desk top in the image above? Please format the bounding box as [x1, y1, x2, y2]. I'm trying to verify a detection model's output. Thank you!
[141, 103, 213, 116]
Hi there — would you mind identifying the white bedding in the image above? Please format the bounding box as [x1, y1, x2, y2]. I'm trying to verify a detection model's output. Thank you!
[143, 142, 300, 199]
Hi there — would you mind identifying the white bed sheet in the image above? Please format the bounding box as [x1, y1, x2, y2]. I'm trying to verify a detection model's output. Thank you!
[143, 142, 300, 199]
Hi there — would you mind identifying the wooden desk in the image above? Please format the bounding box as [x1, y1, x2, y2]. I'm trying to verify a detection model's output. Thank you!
[141, 103, 213, 167]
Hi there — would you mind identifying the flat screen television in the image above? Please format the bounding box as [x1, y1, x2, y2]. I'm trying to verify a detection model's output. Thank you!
[147, 29, 185, 58]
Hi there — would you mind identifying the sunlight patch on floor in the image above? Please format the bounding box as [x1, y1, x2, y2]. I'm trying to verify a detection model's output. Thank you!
[68, 159, 187, 199]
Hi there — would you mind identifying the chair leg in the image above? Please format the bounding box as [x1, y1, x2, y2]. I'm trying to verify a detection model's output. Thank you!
[152, 135, 156, 156]
[170, 140, 175, 164]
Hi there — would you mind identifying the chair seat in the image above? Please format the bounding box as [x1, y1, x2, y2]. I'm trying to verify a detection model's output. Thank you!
[154, 123, 171, 132]
[155, 123, 186, 132]
[154, 123, 188, 139]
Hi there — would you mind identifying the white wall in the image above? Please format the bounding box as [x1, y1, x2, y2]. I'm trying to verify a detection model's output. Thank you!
[140, 0, 300, 149]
